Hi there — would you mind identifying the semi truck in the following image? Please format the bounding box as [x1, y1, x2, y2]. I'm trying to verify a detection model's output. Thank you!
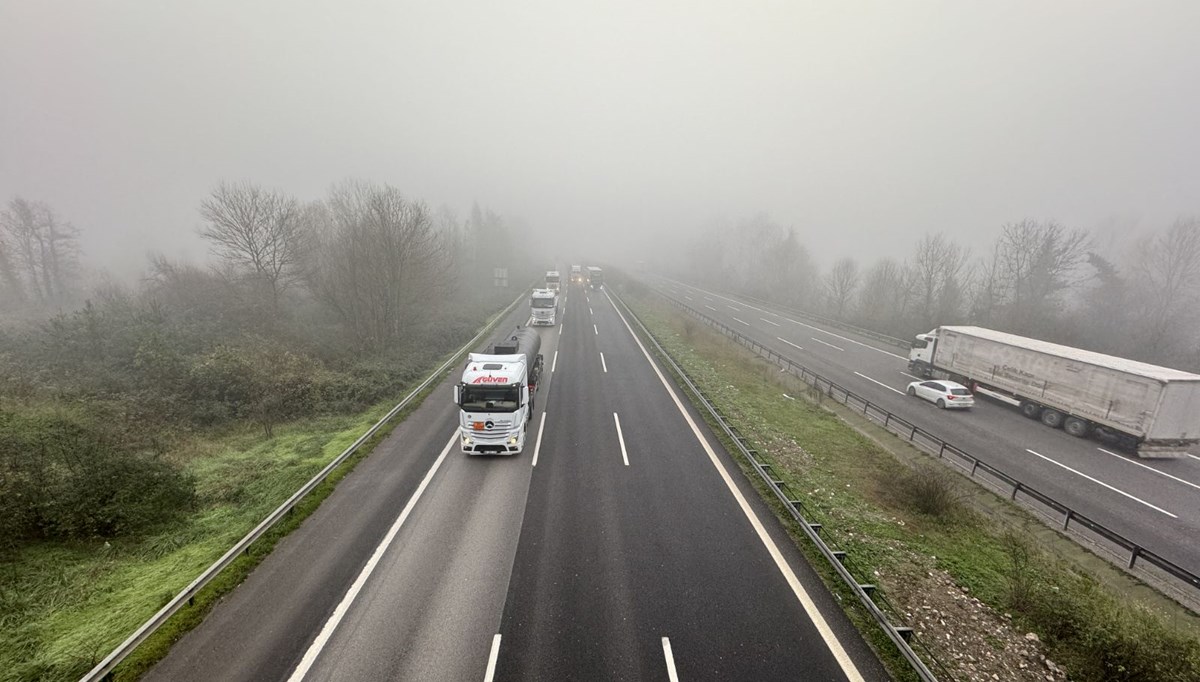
[455, 327, 544, 454]
[545, 270, 561, 292]
[586, 266, 604, 290]
[570, 265, 584, 285]
[529, 288, 559, 326]
[908, 325, 1200, 457]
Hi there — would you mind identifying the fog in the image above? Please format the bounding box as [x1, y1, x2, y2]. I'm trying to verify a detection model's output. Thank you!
[2, 1, 1199, 276]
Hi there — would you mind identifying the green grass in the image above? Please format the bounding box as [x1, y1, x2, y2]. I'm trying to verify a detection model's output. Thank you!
[623, 288, 1200, 682]
[0, 301, 516, 682]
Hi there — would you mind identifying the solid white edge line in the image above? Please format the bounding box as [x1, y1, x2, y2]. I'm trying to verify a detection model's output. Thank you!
[604, 290, 865, 682]
[614, 412, 630, 466]
[1097, 448, 1200, 492]
[854, 371, 905, 395]
[761, 317, 781, 327]
[287, 432, 459, 681]
[1025, 449, 1176, 518]
[483, 633, 501, 682]
[600, 352, 608, 373]
[732, 317, 750, 326]
[662, 637, 679, 682]
[667, 277, 907, 360]
[532, 412, 547, 467]
[776, 336, 804, 351]
[810, 337, 845, 352]
[552, 350, 558, 372]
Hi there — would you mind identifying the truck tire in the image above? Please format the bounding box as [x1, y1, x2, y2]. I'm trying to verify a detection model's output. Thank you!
[1064, 417, 1090, 438]
[1020, 401, 1042, 419]
[1040, 408, 1065, 428]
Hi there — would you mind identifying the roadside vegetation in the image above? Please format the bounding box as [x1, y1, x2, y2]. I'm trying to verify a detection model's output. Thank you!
[0, 184, 533, 681]
[623, 283, 1200, 682]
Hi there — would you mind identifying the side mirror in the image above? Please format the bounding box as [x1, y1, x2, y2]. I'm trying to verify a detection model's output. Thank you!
[453, 384, 462, 405]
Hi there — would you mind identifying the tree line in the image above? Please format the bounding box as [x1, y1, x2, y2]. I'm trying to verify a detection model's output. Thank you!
[685, 215, 1200, 372]
[0, 180, 532, 548]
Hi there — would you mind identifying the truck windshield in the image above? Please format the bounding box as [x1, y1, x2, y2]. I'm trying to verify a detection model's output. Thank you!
[531, 297, 556, 308]
[461, 385, 520, 412]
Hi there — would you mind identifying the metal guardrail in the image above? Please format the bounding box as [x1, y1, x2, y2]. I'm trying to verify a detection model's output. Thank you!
[655, 294, 1200, 610]
[610, 288, 949, 682]
[658, 275, 912, 350]
[81, 291, 528, 682]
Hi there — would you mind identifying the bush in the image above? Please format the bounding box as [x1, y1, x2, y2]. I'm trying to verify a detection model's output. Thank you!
[0, 406, 195, 547]
[894, 463, 962, 517]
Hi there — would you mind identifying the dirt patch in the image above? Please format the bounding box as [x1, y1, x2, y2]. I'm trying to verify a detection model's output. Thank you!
[881, 558, 1070, 681]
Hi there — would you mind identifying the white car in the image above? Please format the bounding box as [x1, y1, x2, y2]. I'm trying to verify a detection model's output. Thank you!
[906, 379, 975, 409]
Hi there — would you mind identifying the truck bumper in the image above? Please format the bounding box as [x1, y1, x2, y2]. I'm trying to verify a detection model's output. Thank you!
[460, 428, 524, 454]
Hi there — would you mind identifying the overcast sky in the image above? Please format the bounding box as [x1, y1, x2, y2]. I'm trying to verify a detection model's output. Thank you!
[2, 1, 1198, 277]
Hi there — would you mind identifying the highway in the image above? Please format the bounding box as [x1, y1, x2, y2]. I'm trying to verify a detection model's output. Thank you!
[644, 276, 1200, 583]
[144, 285, 887, 681]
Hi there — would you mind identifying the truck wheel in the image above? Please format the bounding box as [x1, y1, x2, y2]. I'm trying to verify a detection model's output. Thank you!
[1020, 401, 1042, 419]
[1064, 417, 1090, 438]
[1040, 408, 1064, 429]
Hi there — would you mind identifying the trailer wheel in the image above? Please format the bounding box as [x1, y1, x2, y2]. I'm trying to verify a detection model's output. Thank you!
[1019, 401, 1042, 419]
[1064, 417, 1090, 438]
[1040, 408, 1065, 429]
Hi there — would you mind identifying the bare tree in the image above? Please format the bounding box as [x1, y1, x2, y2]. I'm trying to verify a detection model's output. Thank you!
[199, 182, 303, 311]
[991, 220, 1090, 334]
[307, 181, 450, 351]
[0, 197, 80, 307]
[1128, 217, 1200, 362]
[907, 233, 968, 330]
[822, 257, 860, 318]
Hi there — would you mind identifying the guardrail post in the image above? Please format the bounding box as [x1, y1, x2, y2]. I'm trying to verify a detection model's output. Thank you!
[1062, 509, 1073, 531]
[883, 413, 891, 428]
[970, 459, 979, 477]
[1010, 482, 1021, 501]
[909, 425, 917, 440]
[937, 442, 946, 458]
[1129, 547, 1142, 569]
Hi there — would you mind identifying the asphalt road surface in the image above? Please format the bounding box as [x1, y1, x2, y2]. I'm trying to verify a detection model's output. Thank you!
[146, 286, 888, 681]
[646, 275, 1200, 583]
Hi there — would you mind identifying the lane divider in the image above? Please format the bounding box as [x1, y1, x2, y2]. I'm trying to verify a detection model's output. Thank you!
[854, 371, 904, 395]
[614, 413, 630, 466]
[483, 633, 501, 682]
[662, 637, 679, 682]
[1025, 449, 1176, 518]
[532, 413, 547, 467]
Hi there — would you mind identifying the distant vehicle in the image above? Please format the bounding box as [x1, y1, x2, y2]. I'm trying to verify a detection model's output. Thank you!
[529, 288, 559, 326]
[908, 325, 1200, 456]
[906, 379, 974, 409]
[455, 327, 543, 454]
[545, 270, 561, 292]
[586, 266, 604, 290]
[570, 265, 584, 285]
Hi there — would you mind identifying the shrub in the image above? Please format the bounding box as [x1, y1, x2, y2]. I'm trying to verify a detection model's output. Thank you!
[0, 406, 195, 547]
[894, 462, 962, 517]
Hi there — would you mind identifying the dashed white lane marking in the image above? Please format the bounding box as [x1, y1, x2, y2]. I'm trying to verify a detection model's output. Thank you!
[669, 277, 907, 360]
[1025, 449, 1176, 518]
[1097, 448, 1200, 492]
[705, 305, 718, 312]
[854, 371, 905, 395]
[732, 317, 751, 326]
[531, 412, 547, 467]
[600, 352, 608, 373]
[900, 371, 920, 380]
[288, 433, 458, 681]
[662, 637, 679, 682]
[727, 305, 742, 312]
[605, 290, 865, 682]
[761, 317, 781, 327]
[811, 337, 845, 352]
[589, 307, 594, 315]
[594, 324, 599, 335]
[552, 350, 558, 372]
[777, 336, 804, 351]
[1189, 454, 1200, 462]
[483, 634, 501, 682]
[614, 413, 629, 466]
[684, 295, 693, 301]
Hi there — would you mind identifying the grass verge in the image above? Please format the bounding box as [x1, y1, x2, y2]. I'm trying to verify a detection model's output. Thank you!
[0, 304, 513, 682]
[622, 286, 1200, 682]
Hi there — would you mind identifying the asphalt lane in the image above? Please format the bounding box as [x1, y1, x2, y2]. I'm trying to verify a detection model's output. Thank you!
[650, 276, 1200, 576]
[493, 286, 886, 681]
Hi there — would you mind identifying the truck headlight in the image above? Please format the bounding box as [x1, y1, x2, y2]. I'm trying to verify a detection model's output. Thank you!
[462, 434, 473, 445]
[507, 435, 518, 445]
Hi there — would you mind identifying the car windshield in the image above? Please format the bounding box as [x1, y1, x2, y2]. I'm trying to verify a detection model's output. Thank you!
[950, 388, 971, 396]
[460, 385, 520, 412]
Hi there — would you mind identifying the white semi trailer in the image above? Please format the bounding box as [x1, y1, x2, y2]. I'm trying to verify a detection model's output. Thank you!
[455, 327, 544, 454]
[908, 326, 1200, 457]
